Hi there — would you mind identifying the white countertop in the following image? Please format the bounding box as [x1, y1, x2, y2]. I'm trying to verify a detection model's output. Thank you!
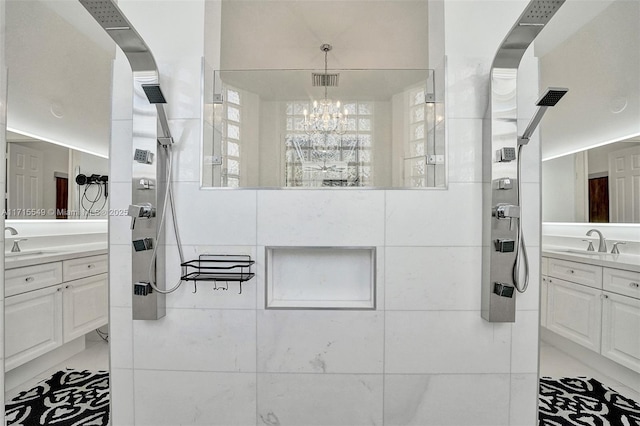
[543, 246, 640, 273]
[5, 242, 108, 269]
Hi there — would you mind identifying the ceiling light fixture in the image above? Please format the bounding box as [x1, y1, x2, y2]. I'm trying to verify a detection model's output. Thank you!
[303, 44, 348, 135]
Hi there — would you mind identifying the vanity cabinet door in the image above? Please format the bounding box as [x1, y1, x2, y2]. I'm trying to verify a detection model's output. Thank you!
[601, 292, 640, 373]
[547, 278, 602, 352]
[603, 268, 640, 299]
[62, 273, 108, 343]
[5, 286, 63, 370]
[547, 258, 602, 289]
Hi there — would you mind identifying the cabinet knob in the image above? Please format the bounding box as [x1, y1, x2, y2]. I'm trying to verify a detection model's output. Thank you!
[602, 294, 609, 299]
[87, 264, 94, 269]
[57, 287, 62, 292]
[65, 285, 72, 289]
[569, 269, 575, 274]
[25, 276, 34, 282]
[630, 282, 640, 289]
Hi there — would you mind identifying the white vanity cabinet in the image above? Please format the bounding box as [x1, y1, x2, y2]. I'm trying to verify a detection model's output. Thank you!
[601, 292, 640, 373]
[546, 276, 602, 351]
[5, 253, 108, 371]
[5, 285, 64, 370]
[542, 253, 640, 374]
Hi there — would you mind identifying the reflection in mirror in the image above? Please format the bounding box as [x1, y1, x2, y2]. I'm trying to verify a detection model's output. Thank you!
[542, 137, 640, 224]
[5, 131, 109, 220]
[202, 67, 445, 188]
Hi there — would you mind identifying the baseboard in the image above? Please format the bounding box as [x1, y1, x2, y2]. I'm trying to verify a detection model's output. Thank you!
[5, 337, 85, 393]
[541, 327, 640, 391]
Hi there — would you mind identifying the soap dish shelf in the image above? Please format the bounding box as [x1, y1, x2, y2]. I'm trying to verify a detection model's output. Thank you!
[180, 254, 255, 294]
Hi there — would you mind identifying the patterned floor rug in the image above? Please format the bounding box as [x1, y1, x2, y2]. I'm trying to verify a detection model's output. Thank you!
[539, 377, 640, 426]
[5, 369, 109, 426]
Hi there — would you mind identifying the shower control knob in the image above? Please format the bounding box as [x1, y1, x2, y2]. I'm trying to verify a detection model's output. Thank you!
[127, 203, 155, 230]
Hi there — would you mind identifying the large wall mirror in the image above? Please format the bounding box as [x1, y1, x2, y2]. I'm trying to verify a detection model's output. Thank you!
[5, 131, 109, 220]
[202, 68, 444, 189]
[201, 0, 445, 189]
[542, 137, 640, 224]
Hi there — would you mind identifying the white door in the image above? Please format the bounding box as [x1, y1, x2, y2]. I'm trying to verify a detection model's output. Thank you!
[609, 145, 640, 223]
[7, 143, 44, 215]
[547, 278, 602, 351]
[62, 274, 109, 343]
[601, 292, 640, 373]
[5, 285, 63, 370]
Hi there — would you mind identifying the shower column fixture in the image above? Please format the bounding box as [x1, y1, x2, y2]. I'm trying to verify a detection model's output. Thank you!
[79, 0, 175, 320]
[482, 0, 566, 323]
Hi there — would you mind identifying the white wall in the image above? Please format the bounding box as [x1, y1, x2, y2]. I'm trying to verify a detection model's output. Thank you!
[542, 153, 577, 222]
[0, 0, 7, 421]
[108, 1, 542, 425]
[539, 0, 640, 160]
[5, 1, 113, 157]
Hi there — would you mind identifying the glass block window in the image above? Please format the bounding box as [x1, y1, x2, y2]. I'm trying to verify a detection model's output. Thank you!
[284, 101, 373, 187]
[222, 87, 241, 187]
[405, 86, 432, 187]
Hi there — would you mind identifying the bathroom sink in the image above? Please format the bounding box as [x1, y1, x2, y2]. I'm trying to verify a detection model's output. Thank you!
[562, 249, 613, 256]
[5, 250, 58, 258]
[5, 251, 45, 258]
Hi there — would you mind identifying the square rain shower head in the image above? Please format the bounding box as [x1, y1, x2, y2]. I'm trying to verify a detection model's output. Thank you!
[536, 87, 568, 107]
[142, 84, 167, 104]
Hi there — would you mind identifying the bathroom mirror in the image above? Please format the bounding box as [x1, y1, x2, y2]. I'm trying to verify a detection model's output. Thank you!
[542, 137, 640, 224]
[5, 131, 109, 220]
[202, 68, 445, 189]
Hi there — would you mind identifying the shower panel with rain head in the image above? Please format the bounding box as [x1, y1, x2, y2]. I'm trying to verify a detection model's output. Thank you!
[78, 0, 185, 320]
[482, 0, 566, 322]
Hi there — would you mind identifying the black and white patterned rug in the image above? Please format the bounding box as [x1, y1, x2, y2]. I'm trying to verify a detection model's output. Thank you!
[5, 369, 109, 426]
[4, 372, 640, 425]
[539, 376, 640, 426]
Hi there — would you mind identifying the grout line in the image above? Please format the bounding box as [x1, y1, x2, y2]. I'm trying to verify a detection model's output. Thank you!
[382, 189, 387, 425]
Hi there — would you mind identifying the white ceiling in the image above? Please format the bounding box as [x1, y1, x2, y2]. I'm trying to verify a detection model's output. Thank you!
[534, 0, 616, 57]
[220, 1, 430, 70]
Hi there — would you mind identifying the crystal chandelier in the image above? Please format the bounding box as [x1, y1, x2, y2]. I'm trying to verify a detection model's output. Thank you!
[303, 44, 348, 135]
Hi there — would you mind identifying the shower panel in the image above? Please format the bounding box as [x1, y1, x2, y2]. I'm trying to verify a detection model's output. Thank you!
[482, 0, 565, 322]
[79, 0, 174, 320]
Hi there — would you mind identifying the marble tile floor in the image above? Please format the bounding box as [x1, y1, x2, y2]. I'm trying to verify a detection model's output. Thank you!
[539, 340, 640, 403]
[4, 339, 110, 402]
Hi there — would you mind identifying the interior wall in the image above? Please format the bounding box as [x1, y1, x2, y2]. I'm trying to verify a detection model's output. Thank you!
[0, 0, 7, 421]
[108, 1, 542, 425]
[5, 1, 113, 157]
[542, 153, 577, 222]
[539, 0, 640, 160]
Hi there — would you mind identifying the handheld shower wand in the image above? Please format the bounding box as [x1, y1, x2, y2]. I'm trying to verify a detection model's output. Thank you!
[512, 87, 568, 293]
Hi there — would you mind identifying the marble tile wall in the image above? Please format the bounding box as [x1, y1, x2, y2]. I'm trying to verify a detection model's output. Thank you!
[108, 1, 541, 425]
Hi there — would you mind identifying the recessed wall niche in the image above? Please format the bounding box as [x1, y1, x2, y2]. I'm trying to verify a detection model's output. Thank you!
[265, 247, 376, 309]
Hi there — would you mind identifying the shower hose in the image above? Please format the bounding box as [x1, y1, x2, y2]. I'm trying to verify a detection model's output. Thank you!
[513, 143, 529, 293]
[147, 143, 186, 294]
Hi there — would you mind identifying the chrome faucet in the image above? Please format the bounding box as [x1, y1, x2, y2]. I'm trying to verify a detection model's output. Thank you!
[5, 226, 17, 236]
[586, 229, 607, 253]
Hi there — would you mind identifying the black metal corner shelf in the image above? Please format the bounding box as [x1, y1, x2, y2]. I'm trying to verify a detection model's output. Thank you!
[180, 254, 255, 294]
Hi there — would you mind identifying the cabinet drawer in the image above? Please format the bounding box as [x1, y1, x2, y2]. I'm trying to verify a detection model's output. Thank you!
[603, 268, 640, 299]
[547, 277, 602, 352]
[63, 254, 108, 281]
[5, 262, 63, 297]
[601, 292, 640, 373]
[548, 258, 602, 289]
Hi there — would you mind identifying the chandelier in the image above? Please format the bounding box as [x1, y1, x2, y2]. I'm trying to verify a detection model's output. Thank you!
[303, 44, 348, 135]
